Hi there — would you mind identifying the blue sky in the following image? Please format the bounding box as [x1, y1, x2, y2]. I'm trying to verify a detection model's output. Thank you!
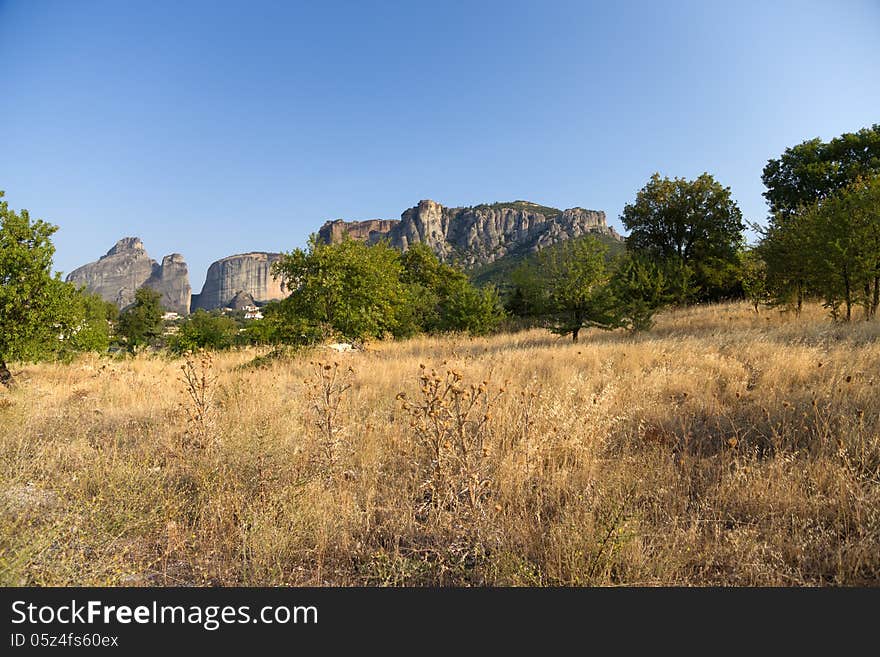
[1, 0, 878, 290]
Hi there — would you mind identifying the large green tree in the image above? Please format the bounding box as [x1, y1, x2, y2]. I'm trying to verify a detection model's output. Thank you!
[762, 124, 880, 221]
[621, 172, 745, 301]
[272, 237, 413, 343]
[0, 192, 72, 384]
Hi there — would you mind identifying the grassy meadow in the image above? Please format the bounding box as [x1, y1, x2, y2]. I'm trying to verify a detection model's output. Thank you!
[1, 301, 879, 586]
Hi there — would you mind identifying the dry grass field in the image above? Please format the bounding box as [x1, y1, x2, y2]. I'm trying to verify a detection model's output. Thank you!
[2, 301, 879, 586]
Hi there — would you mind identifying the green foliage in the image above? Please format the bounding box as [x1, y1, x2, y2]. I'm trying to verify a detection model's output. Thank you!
[436, 278, 504, 335]
[264, 240, 505, 345]
[0, 193, 76, 378]
[508, 240, 670, 337]
[57, 290, 113, 357]
[116, 287, 164, 351]
[0, 191, 61, 366]
[401, 243, 504, 335]
[521, 236, 617, 341]
[272, 237, 414, 343]
[0, 191, 112, 379]
[759, 175, 880, 321]
[738, 248, 770, 312]
[170, 310, 239, 354]
[621, 172, 744, 300]
[609, 254, 667, 332]
[762, 125, 880, 221]
[470, 232, 625, 290]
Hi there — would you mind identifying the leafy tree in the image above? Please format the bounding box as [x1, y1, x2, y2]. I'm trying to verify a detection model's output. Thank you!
[272, 237, 412, 343]
[532, 236, 617, 342]
[738, 248, 770, 313]
[170, 309, 239, 354]
[57, 290, 114, 357]
[401, 243, 503, 334]
[609, 254, 667, 332]
[621, 173, 745, 300]
[117, 287, 163, 351]
[762, 125, 880, 221]
[757, 212, 811, 316]
[0, 191, 74, 384]
[759, 174, 880, 321]
[436, 277, 504, 335]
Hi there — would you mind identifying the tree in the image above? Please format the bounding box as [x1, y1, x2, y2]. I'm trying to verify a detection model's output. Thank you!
[0, 192, 70, 385]
[762, 125, 880, 221]
[757, 212, 811, 316]
[621, 173, 745, 300]
[400, 243, 504, 335]
[170, 309, 239, 354]
[759, 174, 880, 321]
[532, 236, 617, 342]
[272, 237, 412, 343]
[609, 254, 667, 332]
[435, 277, 504, 335]
[57, 289, 114, 358]
[738, 248, 770, 313]
[117, 287, 163, 351]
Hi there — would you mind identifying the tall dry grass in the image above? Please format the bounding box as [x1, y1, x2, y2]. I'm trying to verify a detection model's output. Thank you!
[1, 302, 878, 586]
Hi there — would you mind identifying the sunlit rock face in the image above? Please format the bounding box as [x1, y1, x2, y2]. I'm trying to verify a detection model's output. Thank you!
[66, 237, 192, 314]
[318, 199, 620, 266]
[192, 252, 286, 311]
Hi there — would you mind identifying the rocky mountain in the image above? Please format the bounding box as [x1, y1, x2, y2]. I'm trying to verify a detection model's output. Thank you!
[191, 252, 286, 311]
[317, 200, 621, 267]
[66, 199, 618, 315]
[66, 238, 191, 314]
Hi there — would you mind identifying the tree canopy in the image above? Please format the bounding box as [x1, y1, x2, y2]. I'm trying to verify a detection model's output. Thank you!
[620, 173, 744, 301]
[0, 191, 113, 383]
[271, 237, 503, 345]
[759, 174, 880, 320]
[762, 124, 880, 221]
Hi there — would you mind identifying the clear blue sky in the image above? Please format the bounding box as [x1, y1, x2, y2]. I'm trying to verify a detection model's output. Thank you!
[2, 0, 878, 290]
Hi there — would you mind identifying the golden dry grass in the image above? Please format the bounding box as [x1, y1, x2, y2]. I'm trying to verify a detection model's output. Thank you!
[1, 301, 879, 586]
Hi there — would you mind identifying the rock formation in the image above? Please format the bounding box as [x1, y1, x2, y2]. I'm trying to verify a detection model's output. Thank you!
[317, 200, 621, 267]
[318, 219, 399, 245]
[146, 254, 191, 315]
[66, 199, 620, 315]
[66, 238, 191, 314]
[192, 253, 286, 311]
[227, 290, 256, 310]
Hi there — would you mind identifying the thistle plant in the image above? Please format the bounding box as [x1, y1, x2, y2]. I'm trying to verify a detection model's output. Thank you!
[397, 364, 505, 519]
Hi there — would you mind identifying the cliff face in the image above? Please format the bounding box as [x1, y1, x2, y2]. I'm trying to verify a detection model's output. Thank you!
[317, 200, 620, 267]
[145, 254, 191, 315]
[318, 219, 399, 245]
[192, 252, 286, 311]
[66, 238, 191, 313]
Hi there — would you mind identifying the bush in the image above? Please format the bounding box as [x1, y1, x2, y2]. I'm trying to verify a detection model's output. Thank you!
[170, 310, 239, 354]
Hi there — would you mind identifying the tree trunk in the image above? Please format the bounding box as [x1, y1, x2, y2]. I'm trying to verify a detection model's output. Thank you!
[572, 327, 580, 343]
[0, 361, 13, 388]
[844, 269, 852, 322]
